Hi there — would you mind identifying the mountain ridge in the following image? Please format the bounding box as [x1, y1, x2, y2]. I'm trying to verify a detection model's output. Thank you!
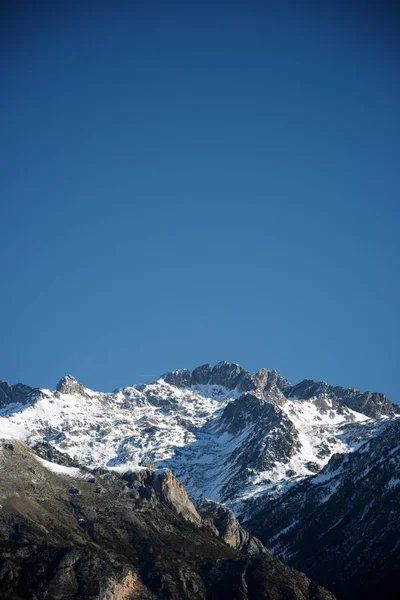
[0, 361, 399, 599]
[3, 359, 397, 414]
[0, 361, 397, 514]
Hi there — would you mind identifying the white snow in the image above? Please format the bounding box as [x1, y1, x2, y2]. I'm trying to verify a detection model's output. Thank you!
[0, 420, 28, 440]
[34, 456, 84, 478]
[386, 477, 400, 489]
[0, 375, 385, 515]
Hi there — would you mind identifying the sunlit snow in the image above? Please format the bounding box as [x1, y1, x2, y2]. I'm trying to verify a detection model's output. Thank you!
[0, 375, 380, 513]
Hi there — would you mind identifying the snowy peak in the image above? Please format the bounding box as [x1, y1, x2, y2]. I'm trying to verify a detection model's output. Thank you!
[160, 361, 252, 391]
[55, 374, 87, 396]
[160, 361, 399, 419]
[0, 362, 398, 518]
[161, 361, 291, 404]
[208, 361, 254, 392]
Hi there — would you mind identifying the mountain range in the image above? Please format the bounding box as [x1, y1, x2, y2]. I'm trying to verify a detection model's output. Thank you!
[0, 361, 398, 599]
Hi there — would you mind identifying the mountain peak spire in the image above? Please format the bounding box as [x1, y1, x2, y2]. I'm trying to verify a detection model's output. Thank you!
[55, 375, 86, 396]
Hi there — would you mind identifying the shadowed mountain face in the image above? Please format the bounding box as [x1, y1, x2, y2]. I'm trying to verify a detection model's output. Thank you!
[0, 381, 38, 409]
[246, 418, 400, 600]
[0, 441, 336, 600]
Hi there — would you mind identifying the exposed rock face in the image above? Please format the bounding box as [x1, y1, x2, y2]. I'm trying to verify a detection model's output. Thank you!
[209, 361, 254, 392]
[198, 500, 265, 555]
[246, 418, 400, 600]
[192, 363, 212, 385]
[159, 363, 396, 420]
[164, 369, 193, 388]
[161, 362, 293, 410]
[262, 369, 292, 393]
[289, 379, 398, 418]
[218, 395, 301, 494]
[0, 380, 36, 409]
[163, 362, 291, 401]
[152, 468, 202, 524]
[0, 442, 336, 600]
[56, 375, 88, 396]
[221, 393, 269, 434]
[31, 440, 81, 467]
[102, 570, 151, 600]
[163, 361, 256, 392]
[122, 467, 201, 525]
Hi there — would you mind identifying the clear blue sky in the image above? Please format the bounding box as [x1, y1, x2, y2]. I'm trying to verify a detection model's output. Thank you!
[1, 1, 399, 400]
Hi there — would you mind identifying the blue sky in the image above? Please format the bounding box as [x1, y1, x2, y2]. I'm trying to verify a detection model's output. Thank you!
[1, 2, 399, 399]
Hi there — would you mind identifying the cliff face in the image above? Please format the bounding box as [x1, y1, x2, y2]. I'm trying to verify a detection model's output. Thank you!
[0, 441, 335, 600]
[197, 499, 265, 555]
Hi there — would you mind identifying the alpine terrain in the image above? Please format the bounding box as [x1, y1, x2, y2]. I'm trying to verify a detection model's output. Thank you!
[0, 361, 398, 599]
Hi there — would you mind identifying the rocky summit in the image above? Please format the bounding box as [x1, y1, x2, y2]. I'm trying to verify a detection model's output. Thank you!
[0, 361, 399, 599]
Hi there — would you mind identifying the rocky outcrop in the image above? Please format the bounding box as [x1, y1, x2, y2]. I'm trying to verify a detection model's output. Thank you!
[220, 392, 269, 434]
[30, 440, 81, 467]
[216, 398, 302, 503]
[190, 361, 289, 398]
[152, 468, 202, 524]
[220, 394, 300, 467]
[260, 368, 292, 394]
[102, 570, 151, 600]
[162, 361, 257, 392]
[122, 467, 201, 524]
[56, 375, 88, 397]
[164, 369, 193, 388]
[198, 500, 265, 555]
[209, 361, 255, 392]
[161, 362, 293, 408]
[192, 363, 212, 385]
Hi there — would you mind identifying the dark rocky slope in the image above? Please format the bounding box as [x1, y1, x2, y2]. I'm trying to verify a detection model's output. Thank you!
[0, 381, 38, 410]
[0, 441, 335, 600]
[246, 418, 400, 600]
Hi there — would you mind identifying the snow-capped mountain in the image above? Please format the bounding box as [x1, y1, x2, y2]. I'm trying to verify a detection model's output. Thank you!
[0, 362, 398, 516]
[1, 362, 399, 599]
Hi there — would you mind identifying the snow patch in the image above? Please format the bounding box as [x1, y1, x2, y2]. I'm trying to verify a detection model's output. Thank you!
[35, 456, 84, 478]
